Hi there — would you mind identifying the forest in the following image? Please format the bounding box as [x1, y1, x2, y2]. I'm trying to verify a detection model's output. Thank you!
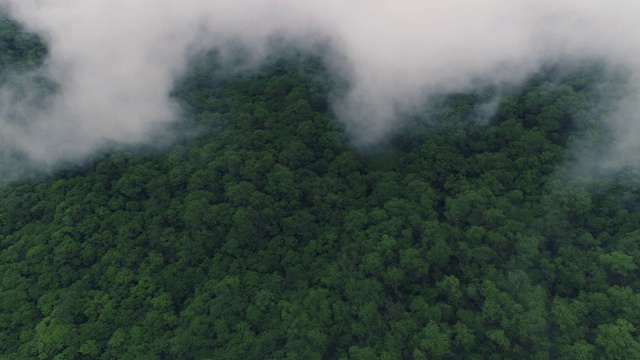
[1, 12, 640, 360]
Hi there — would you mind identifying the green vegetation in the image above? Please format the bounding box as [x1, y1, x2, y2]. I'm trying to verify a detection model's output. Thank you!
[0, 12, 46, 75]
[2, 14, 640, 360]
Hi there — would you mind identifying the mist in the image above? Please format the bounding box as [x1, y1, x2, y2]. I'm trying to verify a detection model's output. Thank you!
[1, 0, 640, 177]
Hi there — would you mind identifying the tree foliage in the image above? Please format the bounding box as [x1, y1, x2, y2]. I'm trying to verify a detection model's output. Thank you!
[1, 13, 640, 360]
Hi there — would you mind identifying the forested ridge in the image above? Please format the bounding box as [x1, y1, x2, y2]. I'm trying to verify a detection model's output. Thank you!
[2, 14, 640, 360]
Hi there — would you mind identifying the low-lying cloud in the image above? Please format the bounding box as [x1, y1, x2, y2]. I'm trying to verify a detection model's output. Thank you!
[1, 0, 640, 176]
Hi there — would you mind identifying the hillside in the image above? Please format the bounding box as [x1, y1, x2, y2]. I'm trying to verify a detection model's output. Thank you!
[1, 13, 640, 360]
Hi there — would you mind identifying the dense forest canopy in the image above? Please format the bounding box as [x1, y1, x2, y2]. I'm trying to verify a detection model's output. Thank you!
[1, 12, 640, 360]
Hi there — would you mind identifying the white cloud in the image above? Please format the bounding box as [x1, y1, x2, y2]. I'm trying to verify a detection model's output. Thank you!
[0, 0, 639, 173]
